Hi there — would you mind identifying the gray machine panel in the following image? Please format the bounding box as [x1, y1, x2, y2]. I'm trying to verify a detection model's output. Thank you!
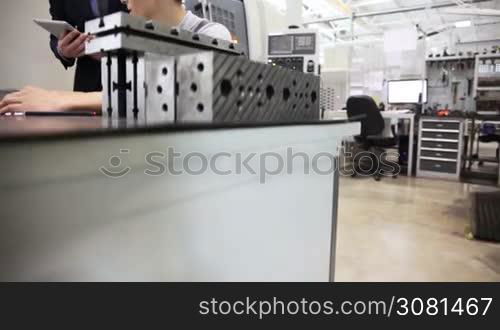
[185, 0, 250, 58]
[268, 33, 317, 56]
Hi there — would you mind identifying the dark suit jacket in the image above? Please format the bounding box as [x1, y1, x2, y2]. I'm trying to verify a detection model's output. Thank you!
[49, 0, 127, 92]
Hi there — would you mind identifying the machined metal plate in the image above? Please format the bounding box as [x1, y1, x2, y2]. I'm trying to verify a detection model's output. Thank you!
[144, 54, 176, 123]
[101, 53, 175, 124]
[102, 51, 320, 124]
[173, 52, 320, 123]
[177, 52, 214, 122]
[85, 12, 243, 57]
[209, 53, 321, 123]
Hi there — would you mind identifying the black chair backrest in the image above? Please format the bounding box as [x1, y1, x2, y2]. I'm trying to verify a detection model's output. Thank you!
[346, 95, 385, 137]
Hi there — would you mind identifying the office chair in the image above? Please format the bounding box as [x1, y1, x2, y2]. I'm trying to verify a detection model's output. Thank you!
[346, 95, 399, 181]
[479, 123, 500, 161]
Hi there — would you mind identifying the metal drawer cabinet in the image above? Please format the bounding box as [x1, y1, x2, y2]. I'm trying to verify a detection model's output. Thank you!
[417, 118, 464, 180]
[422, 120, 461, 131]
[420, 159, 458, 174]
[420, 150, 458, 160]
[421, 140, 459, 151]
[421, 131, 460, 141]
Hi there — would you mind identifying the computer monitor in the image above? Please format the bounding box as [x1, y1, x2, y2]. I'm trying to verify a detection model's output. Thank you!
[388, 79, 428, 104]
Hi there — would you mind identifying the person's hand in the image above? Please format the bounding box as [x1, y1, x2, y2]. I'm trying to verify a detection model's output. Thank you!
[57, 29, 89, 59]
[85, 35, 104, 62]
[0, 86, 70, 115]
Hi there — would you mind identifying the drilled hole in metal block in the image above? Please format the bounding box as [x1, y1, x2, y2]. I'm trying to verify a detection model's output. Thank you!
[191, 83, 198, 93]
[283, 88, 291, 101]
[266, 85, 275, 100]
[229, 43, 235, 49]
[197, 63, 205, 72]
[220, 80, 233, 97]
[171, 28, 179, 36]
[197, 103, 205, 112]
[162, 67, 168, 76]
[162, 104, 168, 112]
[193, 34, 200, 41]
[212, 39, 219, 46]
[311, 91, 318, 103]
[157, 86, 163, 94]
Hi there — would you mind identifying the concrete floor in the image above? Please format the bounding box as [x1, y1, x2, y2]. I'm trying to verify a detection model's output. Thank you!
[335, 176, 500, 282]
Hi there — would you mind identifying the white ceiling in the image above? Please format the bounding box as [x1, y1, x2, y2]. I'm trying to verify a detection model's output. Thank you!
[265, 0, 500, 45]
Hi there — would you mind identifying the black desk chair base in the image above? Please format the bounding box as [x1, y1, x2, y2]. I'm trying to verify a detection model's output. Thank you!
[351, 139, 399, 181]
[346, 95, 400, 182]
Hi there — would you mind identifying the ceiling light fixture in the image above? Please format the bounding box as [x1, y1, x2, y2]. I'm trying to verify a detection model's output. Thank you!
[454, 20, 472, 28]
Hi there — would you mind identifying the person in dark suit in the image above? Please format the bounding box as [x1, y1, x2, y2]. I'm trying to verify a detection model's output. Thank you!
[49, 0, 127, 92]
[1, 0, 231, 115]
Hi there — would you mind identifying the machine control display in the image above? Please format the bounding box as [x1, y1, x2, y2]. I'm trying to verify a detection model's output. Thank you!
[268, 57, 305, 72]
[269, 35, 294, 55]
[268, 33, 316, 55]
[294, 35, 315, 52]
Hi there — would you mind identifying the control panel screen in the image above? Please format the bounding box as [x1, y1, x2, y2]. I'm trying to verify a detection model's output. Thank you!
[269, 35, 294, 55]
[294, 34, 316, 53]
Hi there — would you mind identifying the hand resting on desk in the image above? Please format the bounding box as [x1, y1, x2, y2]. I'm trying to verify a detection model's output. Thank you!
[0, 86, 102, 115]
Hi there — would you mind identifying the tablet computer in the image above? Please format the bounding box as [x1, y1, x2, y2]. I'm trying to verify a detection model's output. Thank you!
[34, 19, 76, 38]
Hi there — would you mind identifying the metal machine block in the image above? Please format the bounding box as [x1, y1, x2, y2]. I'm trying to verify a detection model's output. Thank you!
[177, 52, 214, 123]
[102, 51, 320, 124]
[144, 54, 176, 123]
[101, 53, 175, 123]
[176, 52, 320, 123]
[92, 13, 320, 124]
[86, 12, 243, 57]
